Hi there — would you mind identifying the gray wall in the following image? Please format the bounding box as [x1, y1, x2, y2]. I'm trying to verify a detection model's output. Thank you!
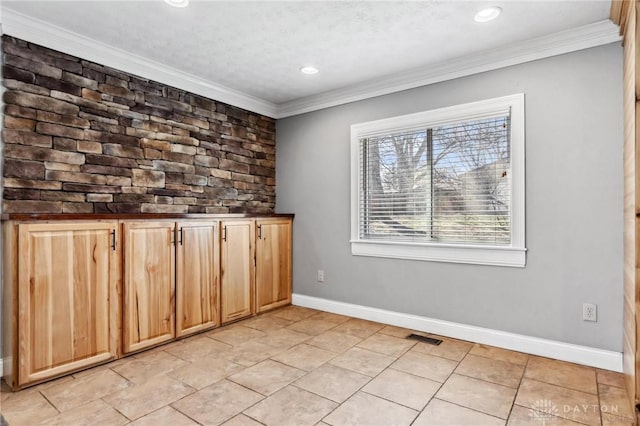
[276, 43, 624, 352]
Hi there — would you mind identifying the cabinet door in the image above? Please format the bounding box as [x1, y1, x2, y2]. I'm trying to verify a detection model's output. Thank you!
[220, 220, 255, 324]
[122, 221, 175, 353]
[256, 219, 292, 313]
[176, 221, 220, 337]
[18, 222, 118, 386]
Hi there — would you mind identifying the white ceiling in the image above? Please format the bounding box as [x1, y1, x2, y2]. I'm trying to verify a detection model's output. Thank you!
[2, 1, 617, 117]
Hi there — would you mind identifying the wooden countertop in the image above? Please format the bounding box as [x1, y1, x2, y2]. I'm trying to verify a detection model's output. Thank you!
[1, 213, 294, 221]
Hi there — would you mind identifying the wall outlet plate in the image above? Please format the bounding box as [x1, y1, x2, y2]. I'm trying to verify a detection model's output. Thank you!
[582, 303, 597, 322]
[317, 270, 325, 282]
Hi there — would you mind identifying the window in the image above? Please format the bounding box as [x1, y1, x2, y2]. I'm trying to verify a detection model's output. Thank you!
[350, 94, 526, 267]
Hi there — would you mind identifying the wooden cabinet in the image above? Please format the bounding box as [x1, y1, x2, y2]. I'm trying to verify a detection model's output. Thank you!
[176, 221, 220, 337]
[256, 218, 292, 313]
[9, 222, 118, 388]
[220, 220, 255, 324]
[3, 214, 292, 388]
[122, 221, 175, 353]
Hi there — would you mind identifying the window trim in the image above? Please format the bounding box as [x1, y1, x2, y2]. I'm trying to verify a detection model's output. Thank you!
[350, 93, 526, 267]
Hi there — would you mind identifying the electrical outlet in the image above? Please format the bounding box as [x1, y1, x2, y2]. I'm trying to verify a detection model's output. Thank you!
[583, 303, 597, 322]
[317, 270, 325, 283]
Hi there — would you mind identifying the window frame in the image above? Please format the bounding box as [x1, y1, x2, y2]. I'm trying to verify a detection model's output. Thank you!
[350, 93, 526, 267]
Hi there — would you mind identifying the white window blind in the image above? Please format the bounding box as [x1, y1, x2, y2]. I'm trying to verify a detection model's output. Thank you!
[359, 115, 511, 245]
[350, 93, 525, 267]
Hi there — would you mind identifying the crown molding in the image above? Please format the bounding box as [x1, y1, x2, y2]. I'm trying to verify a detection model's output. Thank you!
[1, 9, 279, 118]
[0, 9, 622, 120]
[277, 19, 622, 118]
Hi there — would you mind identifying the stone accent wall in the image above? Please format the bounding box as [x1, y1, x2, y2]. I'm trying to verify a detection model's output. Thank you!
[1, 36, 276, 214]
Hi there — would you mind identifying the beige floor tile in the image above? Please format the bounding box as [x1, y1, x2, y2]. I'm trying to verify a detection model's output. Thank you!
[165, 336, 231, 361]
[228, 359, 306, 396]
[413, 336, 473, 361]
[378, 325, 415, 338]
[172, 379, 263, 425]
[602, 412, 635, 426]
[293, 363, 371, 403]
[470, 344, 529, 366]
[209, 325, 268, 346]
[524, 356, 597, 394]
[134, 340, 185, 357]
[356, 333, 416, 357]
[329, 347, 395, 377]
[129, 406, 198, 426]
[309, 311, 351, 324]
[414, 398, 505, 426]
[103, 374, 194, 420]
[599, 383, 634, 419]
[41, 399, 128, 426]
[391, 350, 458, 382]
[40, 368, 132, 412]
[241, 315, 294, 332]
[76, 356, 130, 376]
[244, 385, 338, 426]
[257, 328, 311, 349]
[222, 340, 286, 367]
[112, 350, 188, 383]
[31, 374, 76, 392]
[436, 374, 517, 419]
[332, 318, 384, 339]
[288, 319, 339, 335]
[222, 414, 264, 426]
[0, 388, 59, 426]
[455, 353, 525, 388]
[168, 357, 245, 389]
[271, 343, 337, 371]
[515, 378, 600, 426]
[306, 330, 363, 353]
[508, 404, 582, 425]
[361, 368, 441, 410]
[269, 306, 319, 322]
[323, 391, 418, 426]
[597, 369, 627, 388]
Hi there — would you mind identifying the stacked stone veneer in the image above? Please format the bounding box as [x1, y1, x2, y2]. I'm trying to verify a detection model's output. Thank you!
[1, 36, 276, 214]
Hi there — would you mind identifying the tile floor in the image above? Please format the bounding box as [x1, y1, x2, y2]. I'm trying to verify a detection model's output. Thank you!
[0, 305, 634, 426]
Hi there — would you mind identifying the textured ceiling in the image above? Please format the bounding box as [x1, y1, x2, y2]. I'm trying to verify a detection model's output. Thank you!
[3, 1, 612, 105]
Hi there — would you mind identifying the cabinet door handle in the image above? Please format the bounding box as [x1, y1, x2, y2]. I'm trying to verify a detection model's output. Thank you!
[111, 230, 116, 251]
[257, 224, 262, 239]
[179, 227, 183, 245]
[222, 226, 227, 241]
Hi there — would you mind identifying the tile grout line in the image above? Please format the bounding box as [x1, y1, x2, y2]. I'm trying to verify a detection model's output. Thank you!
[407, 346, 466, 425]
[506, 349, 531, 423]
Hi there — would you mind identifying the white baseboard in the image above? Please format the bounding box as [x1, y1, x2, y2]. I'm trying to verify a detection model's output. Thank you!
[292, 293, 623, 372]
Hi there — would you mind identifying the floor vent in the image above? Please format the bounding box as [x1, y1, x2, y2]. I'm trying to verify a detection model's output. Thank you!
[406, 334, 443, 345]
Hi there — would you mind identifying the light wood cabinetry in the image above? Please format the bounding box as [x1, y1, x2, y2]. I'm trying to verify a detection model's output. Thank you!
[6, 222, 119, 388]
[122, 221, 176, 353]
[256, 218, 292, 313]
[220, 220, 255, 323]
[176, 221, 220, 337]
[2, 214, 292, 388]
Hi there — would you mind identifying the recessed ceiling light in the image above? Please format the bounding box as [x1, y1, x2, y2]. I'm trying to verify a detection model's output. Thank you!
[474, 6, 501, 23]
[300, 66, 319, 75]
[164, 0, 189, 8]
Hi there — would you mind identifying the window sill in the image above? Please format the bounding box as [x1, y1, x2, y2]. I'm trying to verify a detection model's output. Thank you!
[350, 240, 527, 267]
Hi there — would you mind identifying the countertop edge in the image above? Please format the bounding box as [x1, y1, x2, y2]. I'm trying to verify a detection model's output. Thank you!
[1, 213, 295, 221]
